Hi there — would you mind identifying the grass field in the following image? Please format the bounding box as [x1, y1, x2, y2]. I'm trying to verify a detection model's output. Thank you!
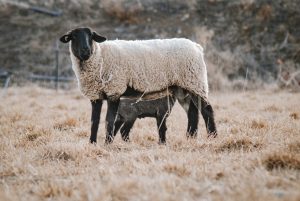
[0, 86, 299, 201]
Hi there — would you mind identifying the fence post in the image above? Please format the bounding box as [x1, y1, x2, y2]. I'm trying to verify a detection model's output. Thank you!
[55, 40, 59, 90]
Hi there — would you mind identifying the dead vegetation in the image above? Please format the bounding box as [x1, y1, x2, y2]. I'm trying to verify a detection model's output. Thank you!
[263, 153, 300, 171]
[0, 86, 300, 200]
[0, 0, 299, 91]
[216, 137, 262, 152]
[53, 118, 77, 130]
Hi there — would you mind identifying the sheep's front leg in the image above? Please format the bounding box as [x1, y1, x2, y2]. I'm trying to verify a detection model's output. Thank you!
[90, 99, 103, 143]
[105, 100, 120, 144]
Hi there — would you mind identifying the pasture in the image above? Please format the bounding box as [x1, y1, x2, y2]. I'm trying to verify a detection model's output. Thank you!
[0, 86, 299, 201]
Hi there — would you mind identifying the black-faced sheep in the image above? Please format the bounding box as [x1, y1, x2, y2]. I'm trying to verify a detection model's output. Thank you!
[60, 27, 217, 143]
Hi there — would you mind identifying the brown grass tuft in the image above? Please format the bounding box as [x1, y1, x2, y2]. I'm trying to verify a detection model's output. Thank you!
[75, 130, 89, 137]
[42, 150, 74, 161]
[216, 137, 262, 152]
[215, 172, 225, 180]
[146, 135, 156, 142]
[9, 113, 22, 123]
[289, 112, 299, 120]
[264, 105, 281, 112]
[35, 183, 72, 198]
[17, 126, 51, 147]
[23, 126, 49, 141]
[251, 119, 268, 129]
[53, 118, 77, 130]
[287, 141, 300, 153]
[163, 164, 191, 177]
[230, 127, 239, 134]
[54, 104, 67, 110]
[0, 170, 16, 179]
[263, 152, 300, 171]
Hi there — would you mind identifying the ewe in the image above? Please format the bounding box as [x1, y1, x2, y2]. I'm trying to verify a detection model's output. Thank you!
[60, 27, 217, 143]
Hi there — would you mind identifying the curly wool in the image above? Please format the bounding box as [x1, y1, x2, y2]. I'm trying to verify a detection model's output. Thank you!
[70, 38, 208, 101]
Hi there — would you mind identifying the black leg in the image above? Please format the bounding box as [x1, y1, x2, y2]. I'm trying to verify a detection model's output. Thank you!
[156, 115, 167, 144]
[90, 99, 103, 143]
[186, 96, 199, 138]
[120, 120, 135, 142]
[200, 98, 217, 137]
[105, 100, 120, 144]
[113, 118, 123, 137]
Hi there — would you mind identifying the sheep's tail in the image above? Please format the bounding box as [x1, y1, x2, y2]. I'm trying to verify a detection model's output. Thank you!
[195, 43, 209, 100]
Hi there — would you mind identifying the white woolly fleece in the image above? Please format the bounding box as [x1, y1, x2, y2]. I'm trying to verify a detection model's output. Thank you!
[70, 38, 208, 101]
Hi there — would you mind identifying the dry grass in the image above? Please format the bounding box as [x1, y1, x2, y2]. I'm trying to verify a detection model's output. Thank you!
[215, 136, 262, 152]
[263, 153, 300, 171]
[0, 86, 300, 201]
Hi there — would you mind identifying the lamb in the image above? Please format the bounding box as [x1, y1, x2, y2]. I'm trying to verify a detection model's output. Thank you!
[113, 87, 176, 144]
[60, 27, 217, 144]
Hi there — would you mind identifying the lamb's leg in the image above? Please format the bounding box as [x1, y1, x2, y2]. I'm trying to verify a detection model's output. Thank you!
[186, 95, 199, 138]
[113, 118, 123, 137]
[105, 100, 120, 144]
[120, 120, 135, 142]
[90, 99, 103, 143]
[200, 97, 217, 137]
[156, 115, 167, 144]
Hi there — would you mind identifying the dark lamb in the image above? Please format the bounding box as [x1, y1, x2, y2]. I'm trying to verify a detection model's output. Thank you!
[111, 90, 176, 144]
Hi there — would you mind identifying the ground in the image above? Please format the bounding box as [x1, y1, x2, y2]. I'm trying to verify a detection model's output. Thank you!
[0, 86, 299, 201]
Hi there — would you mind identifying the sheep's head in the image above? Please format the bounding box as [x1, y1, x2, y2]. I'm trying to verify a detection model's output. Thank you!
[60, 27, 106, 61]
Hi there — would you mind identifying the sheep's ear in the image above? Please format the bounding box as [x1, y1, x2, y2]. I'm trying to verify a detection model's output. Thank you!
[60, 34, 71, 43]
[92, 32, 106, 43]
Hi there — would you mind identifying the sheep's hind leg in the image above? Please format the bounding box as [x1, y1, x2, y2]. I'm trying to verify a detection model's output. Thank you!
[173, 87, 198, 138]
[120, 120, 135, 142]
[200, 97, 217, 137]
[186, 95, 199, 138]
[105, 100, 120, 144]
[90, 99, 103, 143]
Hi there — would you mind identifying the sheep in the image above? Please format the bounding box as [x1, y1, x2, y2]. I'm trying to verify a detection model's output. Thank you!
[113, 87, 176, 144]
[60, 27, 217, 144]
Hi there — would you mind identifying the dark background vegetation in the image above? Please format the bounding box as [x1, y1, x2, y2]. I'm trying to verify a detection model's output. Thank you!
[0, 0, 299, 90]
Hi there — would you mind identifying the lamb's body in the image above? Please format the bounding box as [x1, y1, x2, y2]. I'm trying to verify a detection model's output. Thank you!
[114, 89, 176, 143]
[70, 38, 208, 101]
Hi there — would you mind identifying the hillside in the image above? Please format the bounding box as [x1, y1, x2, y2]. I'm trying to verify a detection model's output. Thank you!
[0, 0, 299, 89]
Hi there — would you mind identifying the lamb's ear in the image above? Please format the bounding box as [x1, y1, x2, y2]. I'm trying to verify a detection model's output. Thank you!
[60, 34, 71, 43]
[92, 32, 106, 43]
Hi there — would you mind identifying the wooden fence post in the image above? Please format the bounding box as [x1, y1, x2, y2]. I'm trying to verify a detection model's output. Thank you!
[55, 40, 59, 90]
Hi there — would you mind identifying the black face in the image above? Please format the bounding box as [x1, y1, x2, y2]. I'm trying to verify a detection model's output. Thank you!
[60, 28, 106, 61]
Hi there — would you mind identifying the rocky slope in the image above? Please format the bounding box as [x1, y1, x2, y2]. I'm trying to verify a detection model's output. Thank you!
[0, 0, 299, 89]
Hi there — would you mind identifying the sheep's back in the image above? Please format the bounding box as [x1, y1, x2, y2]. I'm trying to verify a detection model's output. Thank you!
[100, 38, 208, 98]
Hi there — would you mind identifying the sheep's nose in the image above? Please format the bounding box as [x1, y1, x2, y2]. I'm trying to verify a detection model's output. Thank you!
[82, 48, 89, 54]
[81, 48, 90, 57]
[80, 48, 91, 60]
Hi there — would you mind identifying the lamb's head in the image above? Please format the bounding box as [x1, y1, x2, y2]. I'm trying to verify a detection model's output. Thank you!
[60, 27, 106, 61]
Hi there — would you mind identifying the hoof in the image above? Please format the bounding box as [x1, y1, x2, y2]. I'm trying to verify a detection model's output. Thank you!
[89, 139, 97, 144]
[186, 132, 197, 139]
[105, 136, 114, 144]
[208, 131, 217, 138]
[158, 140, 166, 145]
[122, 136, 130, 142]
